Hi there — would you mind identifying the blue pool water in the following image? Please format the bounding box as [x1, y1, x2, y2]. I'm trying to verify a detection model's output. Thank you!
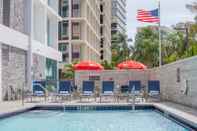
[0, 110, 190, 131]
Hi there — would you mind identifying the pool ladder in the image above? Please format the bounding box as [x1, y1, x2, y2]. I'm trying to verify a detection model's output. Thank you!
[62, 103, 66, 112]
[131, 86, 136, 110]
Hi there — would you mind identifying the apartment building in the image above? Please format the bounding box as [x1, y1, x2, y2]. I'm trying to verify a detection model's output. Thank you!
[58, 0, 112, 72]
[0, 0, 62, 101]
[100, 0, 112, 62]
[111, 0, 127, 35]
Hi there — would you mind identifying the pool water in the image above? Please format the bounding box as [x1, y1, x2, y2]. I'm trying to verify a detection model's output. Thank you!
[0, 110, 190, 131]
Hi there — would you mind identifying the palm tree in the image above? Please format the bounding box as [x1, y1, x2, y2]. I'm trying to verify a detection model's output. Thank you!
[61, 64, 75, 80]
[131, 26, 159, 67]
[101, 60, 115, 70]
[111, 33, 132, 65]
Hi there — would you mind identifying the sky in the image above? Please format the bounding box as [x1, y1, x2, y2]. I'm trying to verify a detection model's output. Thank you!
[126, 0, 196, 45]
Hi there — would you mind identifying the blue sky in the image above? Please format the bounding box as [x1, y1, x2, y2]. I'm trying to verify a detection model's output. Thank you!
[126, 0, 195, 44]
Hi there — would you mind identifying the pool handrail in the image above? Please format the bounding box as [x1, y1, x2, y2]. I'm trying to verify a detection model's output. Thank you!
[128, 81, 142, 95]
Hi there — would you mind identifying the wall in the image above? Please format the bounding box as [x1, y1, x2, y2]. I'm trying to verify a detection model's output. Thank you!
[150, 56, 197, 108]
[2, 45, 26, 100]
[0, 0, 3, 101]
[75, 70, 148, 92]
[75, 56, 197, 108]
[33, 54, 46, 81]
[0, 0, 27, 100]
[0, 0, 2, 24]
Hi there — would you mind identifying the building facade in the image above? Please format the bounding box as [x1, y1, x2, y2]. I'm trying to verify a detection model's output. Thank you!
[0, 0, 62, 101]
[111, 0, 126, 35]
[58, 0, 112, 74]
[100, 0, 112, 62]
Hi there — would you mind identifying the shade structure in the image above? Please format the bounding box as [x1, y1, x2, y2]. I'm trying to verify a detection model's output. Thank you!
[117, 60, 147, 70]
[74, 61, 104, 71]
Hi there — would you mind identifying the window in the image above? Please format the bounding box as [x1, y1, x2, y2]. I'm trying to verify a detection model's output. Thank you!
[59, 43, 68, 52]
[62, 21, 69, 40]
[72, 45, 80, 61]
[46, 58, 57, 80]
[72, 0, 80, 17]
[62, 53, 69, 62]
[72, 22, 80, 39]
[100, 15, 103, 24]
[47, 18, 52, 46]
[3, 0, 10, 26]
[59, 0, 69, 17]
[59, 21, 69, 40]
[100, 27, 103, 36]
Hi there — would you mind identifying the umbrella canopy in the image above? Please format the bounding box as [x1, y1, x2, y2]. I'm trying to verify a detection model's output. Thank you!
[117, 60, 147, 70]
[74, 61, 104, 71]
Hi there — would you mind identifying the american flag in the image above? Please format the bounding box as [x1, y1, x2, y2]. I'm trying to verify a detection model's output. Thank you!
[137, 9, 160, 23]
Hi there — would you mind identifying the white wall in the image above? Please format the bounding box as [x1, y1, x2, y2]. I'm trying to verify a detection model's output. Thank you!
[75, 70, 148, 91]
[0, 44, 2, 101]
[149, 56, 197, 108]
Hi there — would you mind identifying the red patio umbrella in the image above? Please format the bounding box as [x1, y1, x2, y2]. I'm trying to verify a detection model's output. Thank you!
[74, 60, 104, 71]
[117, 60, 147, 70]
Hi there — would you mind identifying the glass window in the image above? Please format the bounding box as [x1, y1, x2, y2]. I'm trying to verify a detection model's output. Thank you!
[72, 0, 80, 17]
[59, 21, 69, 40]
[62, 53, 69, 62]
[3, 0, 10, 26]
[72, 22, 80, 39]
[72, 45, 80, 61]
[46, 58, 57, 80]
[59, 43, 68, 52]
[47, 18, 52, 46]
[59, 0, 69, 17]
[62, 21, 69, 40]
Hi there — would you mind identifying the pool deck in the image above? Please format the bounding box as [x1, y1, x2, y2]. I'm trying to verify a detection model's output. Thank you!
[0, 101, 197, 128]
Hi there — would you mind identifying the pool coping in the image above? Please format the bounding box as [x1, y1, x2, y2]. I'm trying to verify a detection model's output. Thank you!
[0, 103, 196, 130]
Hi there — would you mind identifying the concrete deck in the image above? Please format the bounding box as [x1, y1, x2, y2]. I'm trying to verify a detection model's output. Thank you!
[0, 101, 197, 128]
[0, 101, 36, 116]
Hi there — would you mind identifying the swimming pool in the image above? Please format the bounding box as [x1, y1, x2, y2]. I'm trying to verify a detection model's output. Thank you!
[0, 107, 193, 131]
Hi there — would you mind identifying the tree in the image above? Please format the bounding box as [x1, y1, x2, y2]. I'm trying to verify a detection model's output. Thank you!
[162, 31, 185, 63]
[111, 33, 132, 65]
[131, 26, 159, 67]
[61, 64, 75, 80]
[101, 60, 115, 70]
[131, 23, 197, 67]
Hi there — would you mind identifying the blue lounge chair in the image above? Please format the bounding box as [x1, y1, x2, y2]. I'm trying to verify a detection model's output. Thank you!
[148, 80, 160, 100]
[128, 81, 143, 102]
[100, 81, 115, 102]
[80, 81, 95, 102]
[31, 81, 46, 102]
[128, 81, 142, 95]
[57, 81, 72, 101]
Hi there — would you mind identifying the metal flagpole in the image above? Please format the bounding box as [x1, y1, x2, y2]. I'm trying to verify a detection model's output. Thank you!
[158, 0, 162, 67]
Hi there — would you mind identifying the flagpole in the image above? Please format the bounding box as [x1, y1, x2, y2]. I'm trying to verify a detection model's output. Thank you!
[158, 0, 162, 67]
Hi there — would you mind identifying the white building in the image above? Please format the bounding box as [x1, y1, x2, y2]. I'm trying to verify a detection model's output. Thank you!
[58, 0, 112, 78]
[111, 0, 127, 35]
[0, 0, 62, 101]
